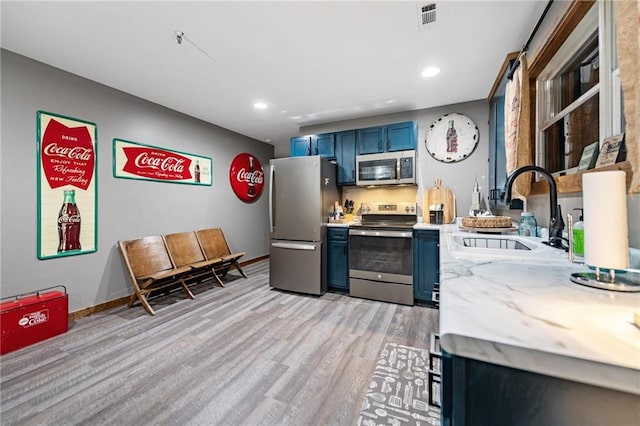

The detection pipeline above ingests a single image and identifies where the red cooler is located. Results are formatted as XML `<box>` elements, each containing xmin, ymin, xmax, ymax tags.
<box><xmin>1</xmin><ymin>286</ymin><xmax>68</xmax><ymax>355</ymax></box>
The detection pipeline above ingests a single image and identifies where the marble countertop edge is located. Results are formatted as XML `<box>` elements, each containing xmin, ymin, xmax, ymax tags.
<box><xmin>440</xmin><ymin>333</ymin><xmax>640</xmax><ymax>395</ymax></box>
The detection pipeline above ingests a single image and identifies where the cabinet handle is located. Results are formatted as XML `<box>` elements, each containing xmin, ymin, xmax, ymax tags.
<box><xmin>307</xmin><ymin>146</ymin><xmax>311</xmax><ymax>156</ymax></box>
<box><xmin>315</xmin><ymin>147</ymin><xmax>318</xmax><ymax>155</ymax></box>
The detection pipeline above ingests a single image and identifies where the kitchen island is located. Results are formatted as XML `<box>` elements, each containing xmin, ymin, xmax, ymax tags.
<box><xmin>419</xmin><ymin>223</ymin><xmax>640</xmax><ymax>425</ymax></box>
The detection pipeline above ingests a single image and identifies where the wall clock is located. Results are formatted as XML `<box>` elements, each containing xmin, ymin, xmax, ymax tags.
<box><xmin>425</xmin><ymin>113</ymin><xmax>479</xmax><ymax>163</ymax></box>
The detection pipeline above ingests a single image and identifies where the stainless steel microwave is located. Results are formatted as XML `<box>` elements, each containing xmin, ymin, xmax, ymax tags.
<box><xmin>356</xmin><ymin>150</ymin><xmax>416</xmax><ymax>186</ymax></box>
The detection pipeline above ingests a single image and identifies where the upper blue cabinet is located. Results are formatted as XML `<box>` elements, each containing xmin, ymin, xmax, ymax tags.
<box><xmin>290</xmin><ymin>133</ymin><xmax>336</xmax><ymax>158</ymax></box>
<box><xmin>335</xmin><ymin>130</ymin><xmax>356</xmax><ymax>185</ymax></box>
<box><xmin>387</xmin><ymin>121</ymin><xmax>417</xmax><ymax>152</ymax></box>
<box><xmin>357</xmin><ymin>121</ymin><xmax>416</xmax><ymax>154</ymax></box>
<box><xmin>357</xmin><ymin>126</ymin><xmax>386</xmax><ymax>154</ymax></box>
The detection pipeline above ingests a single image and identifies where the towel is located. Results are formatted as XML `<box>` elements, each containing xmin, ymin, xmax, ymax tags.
<box><xmin>504</xmin><ymin>53</ymin><xmax>533</xmax><ymax>200</ymax></box>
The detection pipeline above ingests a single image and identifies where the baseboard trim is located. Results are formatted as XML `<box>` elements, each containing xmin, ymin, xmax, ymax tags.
<box><xmin>68</xmin><ymin>255</ymin><xmax>269</xmax><ymax>320</ymax></box>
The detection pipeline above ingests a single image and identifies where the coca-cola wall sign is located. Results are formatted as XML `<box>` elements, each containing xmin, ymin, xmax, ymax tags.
<box><xmin>113</xmin><ymin>139</ymin><xmax>212</xmax><ymax>186</ymax></box>
<box><xmin>37</xmin><ymin>111</ymin><xmax>98</xmax><ymax>260</ymax></box>
<box><xmin>229</xmin><ymin>153</ymin><xmax>264</xmax><ymax>202</ymax></box>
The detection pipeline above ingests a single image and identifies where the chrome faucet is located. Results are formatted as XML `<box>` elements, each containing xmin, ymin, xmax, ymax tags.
<box><xmin>504</xmin><ymin>165</ymin><xmax>566</xmax><ymax>249</ymax></box>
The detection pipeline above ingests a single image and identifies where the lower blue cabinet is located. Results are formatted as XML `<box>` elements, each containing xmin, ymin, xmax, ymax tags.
<box><xmin>327</xmin><ymin>227</ymin><xmax>349</xmax><ymax>291</ymax></box>
<box><xmin>413</xmin><ymin>229</ymin><xmax>439</xmax><ymax>306</ymax></box>
<box><xmin>441</xmin><ymin>350</ymin><xmax>640</xmax><ymax>426</ymax></box>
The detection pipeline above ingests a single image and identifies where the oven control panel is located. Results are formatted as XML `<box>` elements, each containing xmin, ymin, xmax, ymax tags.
<box><xmin>361</xmin><ymin>202</ymin><xmax>416</xmax><ymax>215</ymax></box>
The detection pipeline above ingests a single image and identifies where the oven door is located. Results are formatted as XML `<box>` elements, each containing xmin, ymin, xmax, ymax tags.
<box><xmin>348</xmin><ymin>228</ymin><xmax>413</xmax><ymax>284</ymax></box>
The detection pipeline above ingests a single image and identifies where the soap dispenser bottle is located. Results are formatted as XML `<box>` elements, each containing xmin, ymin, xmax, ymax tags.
<box><xmin>572</xmin><ymin>208</ymin><xmax>585</xmax><ymax>257</ymax></box>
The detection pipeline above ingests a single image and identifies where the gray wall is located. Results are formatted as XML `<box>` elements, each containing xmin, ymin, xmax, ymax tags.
<box><xmin>300</xmin><ymin>100</ymin><xmax>491</xmax><ymax>218</ymax></box>
<box><xmin>0</xmin><ymin>50</ymin><xmax>274</xmax><ymax>312</ymax></box>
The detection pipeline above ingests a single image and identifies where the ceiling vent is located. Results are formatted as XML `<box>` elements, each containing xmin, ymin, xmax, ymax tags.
<box><xmin>417</xmin><ymin>3</ymin><xmax>437</xmax><ymax>31</ymax></box>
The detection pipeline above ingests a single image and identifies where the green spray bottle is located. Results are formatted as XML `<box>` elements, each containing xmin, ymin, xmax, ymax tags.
<box><xmin>572</xmin><ymin>208</ymin><xmax>584</xmax><ymax>257</ymax></box>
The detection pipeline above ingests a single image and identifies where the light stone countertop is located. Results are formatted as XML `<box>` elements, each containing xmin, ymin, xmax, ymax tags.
<box><xmin>327</xmin><ymin>220</ymin><xmax>640</xmax><ymax>395</ymax></box>
<box><xmin>435</xmin><ymin>224</ymin><xmax>640</xmax><ymax>395</ymax></box>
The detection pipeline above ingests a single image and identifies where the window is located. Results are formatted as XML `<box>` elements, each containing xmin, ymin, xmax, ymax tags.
<box><xmin>535</xmin><ymin>1</ymin><xmax>623</xmax><ymax>175</ymax></box>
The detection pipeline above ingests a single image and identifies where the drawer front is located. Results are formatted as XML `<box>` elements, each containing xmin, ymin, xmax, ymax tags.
<box><xmin>328</xmin><ymin>228</ymin><xmax>349</xmax><ymax>241</ymax></box>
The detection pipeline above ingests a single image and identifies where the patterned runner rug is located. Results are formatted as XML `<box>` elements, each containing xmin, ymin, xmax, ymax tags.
<box><xmin>357</xmin><ymin>342</ymin><xmax>441</xmax><ymax>426</ymax></box>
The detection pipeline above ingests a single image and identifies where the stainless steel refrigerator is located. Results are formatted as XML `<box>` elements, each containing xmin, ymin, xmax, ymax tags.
<box><xmin>269</xmin><ymin>156</ymin><xmax>338</xmax><ymax>295</ymax></box>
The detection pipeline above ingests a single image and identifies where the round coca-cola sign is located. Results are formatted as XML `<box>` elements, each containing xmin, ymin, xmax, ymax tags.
<box><xmin>229</xmin><ymin>153</ymin><xmax>265</xmax><ymax>203</ymax></box>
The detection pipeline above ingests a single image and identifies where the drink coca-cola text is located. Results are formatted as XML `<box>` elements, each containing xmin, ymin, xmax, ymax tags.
<box><xmin>43</xmin><ymin>143</ymin><xmax>93</xmax><ymax>161</ymax></box>
<box><xmin>133</xmin><ymin>152</ymin><xmax>186</xmax><ymax>173</ymax></box>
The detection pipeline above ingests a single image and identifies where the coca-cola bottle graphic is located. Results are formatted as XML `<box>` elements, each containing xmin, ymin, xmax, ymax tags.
<box><xmin>194</xmin><ymin>160</ymin><xmax>201</xmax><ymax>183</ymax></box>
<box><xmin>57</xmin><ymin>189</ymin><xmax>81</xmax><ymax>253</ymax></box>
<box><xmin>247</xmin><ymin>156</ymin><xmax>256</xmax><ymax>198</ymax></box>
<box><xmin>446</xmin><ymin>120</ymin><xmax>458</xmax><ymax>153</ymax></box>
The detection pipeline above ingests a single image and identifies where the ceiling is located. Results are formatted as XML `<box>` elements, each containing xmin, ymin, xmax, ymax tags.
<box><xmin>1</xmin><ymin>1</ymin><xmax>548</xmax><ymax>155</ymax></box>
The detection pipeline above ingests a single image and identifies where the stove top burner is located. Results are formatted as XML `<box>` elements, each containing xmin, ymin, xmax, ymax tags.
<box><xmin>352</xmin><ymin>201</ymin><xmax>417</xmax><ymax>229</ymax></box>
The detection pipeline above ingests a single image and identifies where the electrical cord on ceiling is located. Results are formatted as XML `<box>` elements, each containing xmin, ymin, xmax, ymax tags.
<box><xmin>175</xmin><ymin>30</ymin><xmax>217</xmax><ymax>64</ymax></box>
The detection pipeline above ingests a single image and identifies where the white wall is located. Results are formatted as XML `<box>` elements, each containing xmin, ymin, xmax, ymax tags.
<box><xmin>0</xmin><ymin>50</ymin><xmax>274</xmax><ymax>312</ymax></box>
<box><xmin>300</xmin><ymin>100</ymin><xmax>490</xmax><ymax>220</ymax></box>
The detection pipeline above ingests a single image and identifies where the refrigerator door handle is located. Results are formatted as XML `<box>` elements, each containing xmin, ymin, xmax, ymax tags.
<box><xmin>269</xmin><ymin>164</ymin><xmax>275</xmax><ymax>233</ymax></box>
<box><xmin>271</xmin><ymin>242</ymin><xmax>317</xmax><ymax>251</ymax></box>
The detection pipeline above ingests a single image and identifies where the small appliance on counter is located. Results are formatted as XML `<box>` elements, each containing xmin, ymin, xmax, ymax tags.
<box><xmin>349</xmin><ymin>201</ymin><xmax>417</xmax><ymax>305</ymax></box>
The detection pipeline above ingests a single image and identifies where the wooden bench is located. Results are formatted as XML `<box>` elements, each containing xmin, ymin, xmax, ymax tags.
<box><xmin>118</xmin><ymin>229</ymin><xmax>248</xmax><ymax>315</ymax></box>
<box><xmin>163</xmin><ymin>231</ymin><xmax>227</xmax><ymax>288</ymax></box>
<box><xmin>195</xmin><ymin>228</ymin><xmax>247</xmax><ymax>283</ymax></box>
<box><xmin>118</xmin><ymin>236</ymin><xmax>195</xmax><ymax>316</ymax></box>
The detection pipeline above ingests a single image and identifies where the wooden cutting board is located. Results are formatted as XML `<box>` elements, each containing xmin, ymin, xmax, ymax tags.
<box><xmin>423</xmin><ymin>179</ymin><xmax>456</xmax><ymax>224</ymax></box>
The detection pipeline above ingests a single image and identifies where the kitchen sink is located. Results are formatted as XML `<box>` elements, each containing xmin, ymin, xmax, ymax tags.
<box><xmin>446</xmin><ymin>233</ymin><xmax>569</xmax><ymax>264</ymax></box>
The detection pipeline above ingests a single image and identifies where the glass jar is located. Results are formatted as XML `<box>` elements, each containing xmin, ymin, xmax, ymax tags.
<box><xmin>519</xmin><ymin>212</ymin><xmax>537</xmax><ymax>237</ymax></box>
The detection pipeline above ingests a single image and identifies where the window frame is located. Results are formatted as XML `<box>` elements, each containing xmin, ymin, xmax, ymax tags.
<box><xmin>526</xmin><ymin>0</ymin><xmax>630</xmax><ymax>194</ymax></box>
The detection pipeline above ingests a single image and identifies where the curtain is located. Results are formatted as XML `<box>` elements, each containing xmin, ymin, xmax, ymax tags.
<box><xmin>616</xmin><ymin>0</ymin><xmax>640</xmax><ymax>194</ymax></box>
<box><xmin>504</xmin><ymin>53</ymin><xmax>533</xmax><ymax>200</ymax></box>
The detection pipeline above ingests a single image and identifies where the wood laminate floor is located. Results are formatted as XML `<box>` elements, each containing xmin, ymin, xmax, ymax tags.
<box><xmin>0</xmin><ymin>260</ymin><xmax>439</xmax><ymax>425</ymax></box>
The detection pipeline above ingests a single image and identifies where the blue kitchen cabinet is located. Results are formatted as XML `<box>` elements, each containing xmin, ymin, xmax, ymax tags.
<box><xmin>335</xmin><ymin>130</ymin><xmax>356</xmax><ymax>185</ymax></box>
<box><xmin>291</xmin><ymin>136</ymin><xmax>311</xmax><ymax>157</ymax></box>
<box><xmin>357</xmin><ymin>121</ymin><xmax>417</xmax><ymax>154</ymax></box>
<box><xmin>312</xmin><ymin>133</ymin><xmax>336</xmax><ymax>158</ymax></box>
<box><xmin>441</xmin><ymin>351</ymin><xmax>640</xmax><ymax>426</ymax></box>
<box><xmin>327</xmin><ymin>227</ymin><xmax>349</xmax><ymax>291</ymax></box>
<box><xmin>290</xmin><ymin>134</ymin><xmax>335</xmax><ymax>158</ymax></box>
<box><xmin>357</xmin><ymin>126</ymin><xmax>386</xmax><ymax>154</ymax></box>
<box><xmin>413</xmin><ymin>229</ymin><xmax>439</xmax><ymax>306</ymax></box>
<box><xmin>387</xmin><ymin>121</ymin><xmax>417</xmax><ymax>152</ymax></box>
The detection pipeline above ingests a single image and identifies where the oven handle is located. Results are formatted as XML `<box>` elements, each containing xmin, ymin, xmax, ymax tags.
<box><xmin>349</xmin><ymin>229</ymin><xmax>413</xmax><ymax>238</ymax></box>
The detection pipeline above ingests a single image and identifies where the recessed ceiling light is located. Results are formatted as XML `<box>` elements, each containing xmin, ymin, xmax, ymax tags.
<box><xmin>421</xmin><ymin>67</ymin><xmax>440</xmax><ymax>78</ymax></box>
<box><xmin>254</xmin><ymin>102</ymin><xmax>268</xmax><ymax>109</ymax></box>
<box><xmin>265</xmin><ymin>138</ymin><xmax>272</xmax><ymax>143</ymax></box>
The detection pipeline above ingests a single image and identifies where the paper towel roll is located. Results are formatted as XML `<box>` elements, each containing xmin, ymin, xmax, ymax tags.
<box><xmin>583</xmin><ymin>171</ymin><xmax>629</xmax><ymax>270</ymax></box>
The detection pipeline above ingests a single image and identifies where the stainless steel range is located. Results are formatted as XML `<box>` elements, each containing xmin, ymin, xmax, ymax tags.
<box><xmin>349</xmin><ymin>201</ymin><xmax>416</xmax><ymax>305</ymax></box>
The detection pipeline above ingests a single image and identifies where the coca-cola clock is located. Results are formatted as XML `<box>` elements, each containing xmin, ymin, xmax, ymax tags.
<box><xmin>425</xmin><ymin>113</ymin><xmax>479</xmax><ymax>163</ymax></box>
<box><xmin>229</xmin><ymin>153</ymin><xmax>264</xmax><ymax>203</ymax></box>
